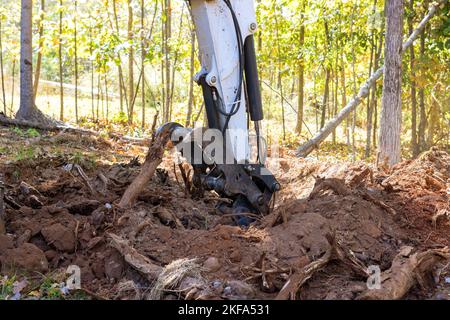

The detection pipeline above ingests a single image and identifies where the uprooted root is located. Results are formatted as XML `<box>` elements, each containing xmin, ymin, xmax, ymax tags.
<box><xmin>107</xmin><ymin>233</ymin><xmax>213</xmax><ymax>300</ymax></box>
<box><xmin>148</xmin><ymin>258</ymin><xmax>205</xmax><ymax>300</ymax></box>
<box><xmin>358</xmin><ymin>246</ymin><xmax>450</xmax><ymax>300</ymax></box>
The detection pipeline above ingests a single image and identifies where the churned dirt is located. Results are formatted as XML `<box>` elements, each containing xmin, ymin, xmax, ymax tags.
<box><xmin>0</xmin><ymin>125</ymin><xmax>449</xmax><ymax>300</ymax></box>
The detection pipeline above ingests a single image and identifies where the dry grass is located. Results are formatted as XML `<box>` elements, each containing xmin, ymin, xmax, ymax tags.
<box><xmin>148</xmin><ymin>258</ymin><xmax>204</xmax><ymax>300</ymax></box>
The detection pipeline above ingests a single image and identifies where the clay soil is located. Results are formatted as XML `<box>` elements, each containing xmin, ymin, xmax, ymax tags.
<box><xmin>0</xmin><ymin>125</ymin><xmax>449</xmax><ymax>300</ymax></box>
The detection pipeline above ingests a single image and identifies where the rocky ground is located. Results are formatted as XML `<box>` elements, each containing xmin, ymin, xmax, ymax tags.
<box><xmin>0</xmin><ymin>125</ymin><xmax>449</xmax><ymax>300</ymax></box>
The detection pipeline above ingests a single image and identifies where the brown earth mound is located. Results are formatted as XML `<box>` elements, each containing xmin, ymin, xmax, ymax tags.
<box><xmin>1</xmin><ymin>131</ymin><xmax>449</xmax><ymax>300</ymax></box>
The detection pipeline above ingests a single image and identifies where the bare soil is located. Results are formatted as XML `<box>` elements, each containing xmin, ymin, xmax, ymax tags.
<box><xmin>0</xmin><ymin>126</ymin><xmax>449</xmax><ymax>300</ymax></box>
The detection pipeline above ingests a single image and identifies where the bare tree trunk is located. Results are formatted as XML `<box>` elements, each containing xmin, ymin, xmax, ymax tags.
<box><xmin>74</xmin><ymin>0</ymin><xmax>79</xmax><ymax>123</ymax></box>
<box><xmin>33</xmin><ymin>0</ymin><xmax>45</xmax><ymax>101</ymax></box>
<box><xmin>10</xmin><ymin>58</ymin><xmax>16</xmax><ymax>115</ymax></box>
<box><xmin>408</xmin><ymin>0</ymin><xmax>419</xmax><ymax>157</ymax></box>
<box><xmin>418</xmin><ymin>28</ymin><xmax>427</xmax><ymax>151</ymax></box>
<box><xmin>168</xmin><ymin>8</ymin><xmax>184</xmax><ymax>121</ymax></box>
<box><xmin>58</xmin><ymin>0</ymin><xmax>64</xmax><ymax>121</ymax></box>
<box><xmin>160</xmin><ymin>0</ymin><xmax>166</xmax><ymax>121</ymax></box>
<box><xmin>112</xmin><ymin>0</ymin><xmax>126</xmax><ymax>113</ymax></box>
<box><xmin>340</xmin><ymin>45</ymin><xmax>349</xmax><ymax>147</ymax></box>
<box><xmin>96</xmin><ymin>74</ymin><xmax>100</xmax><ymax>120</ymax></box>
<box><xmin>186</xmin><ymin>28</ymin><xmax>195</xmax><ymax>127</ymax></box>
<box><xmin>332</xmin><ymin>42</ymin><xmax>339</xmax><ymax>144</ymax></box>
<box><xmin>427</xmin><ymin>94</ymin><xmax>439</xmax><ymax>147</ymax></box>
<box><xmin>350</xmin><ymin>7</ymin><xmax>358</xmax><ymax>160</ymax></box>
<box><xmin>274</xmin><ymin>5</ymin><xmax>285</xmax><ymax>141</ymax></box>
<box><xmin>372</xmin><ymin>33</ymin><xmax>383</xmax><ymax>151</ymax></box>
<box><xmin>364</xmin><ymin>0</ymin><xmax>377</xmax><ymax>159</ymax></box>
<box><xmin>296</xmin><ymin>0</ymin><xmax>443</xmax><ymax>158</ymax></box>
<box><xmin>163</xmin><ymin>0</ymin><xmax>172</xmax><ymax>123</ymax></box>
<box><xmin>377</xmin><ymin>0</ymin><xmax>404</xmax><ymax>166</ymax></box>
<box><xmin>321</xmin><ymin>69</ymin><xmax>330</xmax><ymax>129</ymax></box>
<box><xmin>127</xmin><ymin>0</ymin><xmax>135</xmax><ymax>124</ymax></box>
<box><xmin>321</xmin><ymin>21</ymin><xmax>331</xmax><ymax>130</ymax></box>
<box><xmin>105</xmin><ymin>76</ymin><xmax>109</xmax><ymax>121</ymax></box>
<box><xmin>89</xmin><ymin>19</ymin><xmax>95</xmax><ymax>119</ymax></box>
<box><xmin>295</xmin><ymin>3</ymin><xmax>305</xmax><ymax>134</ymax></box>
<box><xmin>0</xmin><ymin>17</ymin><xmax>6</xmax><ymax>115</ymax></box>
<box><xmin>141</xmin><ymin>0</ymin><xmax>145</xmax><ymax>129</ymax></box>
<box><xmin>16</xmin><ymin>0</ymin><xmax>49</xmax><ymax>123</ymax></box>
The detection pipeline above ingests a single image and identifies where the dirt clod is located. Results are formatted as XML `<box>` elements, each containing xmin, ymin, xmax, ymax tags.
<box><xmin>41</xmin><ymin>223</ymin><xmax>76</xmax><ymax>253</ymax></box>
<box><xmin>1</xmin><ymin>243</ymin><xmax>49</xmax><ymax>273</ymax></box>
<box><xmin>203</xmin><ymin>257</ymin><xmax>221</xmax><ymax>272</ymax></box>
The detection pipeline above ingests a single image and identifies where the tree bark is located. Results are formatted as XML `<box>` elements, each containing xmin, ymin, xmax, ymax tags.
<box><xmin>274</xmin><ymin>6</ymin><xmax>285</xmax><ymax>140</ymax></box>
<box><xmin>321</xmin><ymin>69</ymin><xmax>330</xmax><ymax>129</ymax></box>
<box><xmin>127</xmin><ymin>0</ymin><xmax>135</xmax><ymax>124</ymax></box>
<box><xmin>33</xmin><ymin>0</ymin><xmax>45</xmax><ymax>101</ymax></box>
<box><xmin>186</xmin><ymin>28</ymin><xmax>195</xmax><ymax>127</ymax></box>
<box><xmin>295</xmin><ymin>4</ymin><xmax>305</xmax><ymax>135</ymax></box>
<box><xmin>112</xmin><ymin>0</ymin><xmax>126</xmax><ymax>113</ymax></box>
<box><xmin>321</xmin><ymin>21</ymin><xmax>331</xmax><ymax>130</ymax></box>
<box><xmin>418</xmin><ymin>28</ymin><xmax>427</xmax><ymax>151</ymax></box>
<box><xmin>408</xmin><ymin>0</ymin><xmax>419</xmax><ymax>157</ymax></box>
<box><xmin>58</xmin><ymin>0</ymin><xmax>64</xmax><ymax>121</ymax></box>
<box><xmin>89</xmin><ymin>18</ymin><xmax>95</xmax><ymax>119</ymax></box>
<box><xmin>0</xmin><ymin>15</ymin><xmax>7</xmax><ymax>114</ymax></box>
<box><xmin>74</xmin><ymin>0</ymin><xmax>79</xmax><ymax>123</ymax></box>
<box><xmin>10</xmin><ymin>58</ymin><xmax>16</xmax><ymax>115</ymax></box>
<box><xmin>296</xmin><ymin>0</ymin><xmax>444</xmax><ymax>158</ymax></box>
<box><xmin>377</xmin><ymin>0</ymin><xmax>404</xmax><ymax>166</ymax></box>
<box><xmin>141</xmin><ymin>0</ymin><xmax>145</xmax><ymax>129</ymax></box>
<box><xmin>163</xmin><ymin>0</ymin><xmax>172</xmax><ymax>123</ymax></box>
<box><xmin>364</xmin><ymin>0</ymin><xmax>377</xmax><ymax>158</ymax></box>
<box><xmin>16</xmin><ymin>0</ymin><xmax>49</xmax><ymax>124</ymax></box>
<box><xmin>372</xmin><ymin>32</ymin><xmax>384</xmax><ymax>151</ymax></box>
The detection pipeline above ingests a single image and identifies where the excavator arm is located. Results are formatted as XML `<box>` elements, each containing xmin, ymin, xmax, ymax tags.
<box><xmin>160</xmin><ymin>0</ymin><xmax>279</xmax><ymax>225</ymax></box>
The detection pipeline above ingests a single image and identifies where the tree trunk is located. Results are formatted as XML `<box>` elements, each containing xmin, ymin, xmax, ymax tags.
<box><xmin>16</xmin><ymin>0</ymin><xmax>49</xmax><ymax>123</ymax></box>
<box><xmin>141</xmin><ymin>0</ymin><xmax>145</xmax><ymax>129</ymax></box>
<box><xmin>33</xmin><ymin>0</ymin><xmax>45</xmax><ymax>101</ymax></box>
<box><xmin>321</xmin><ymin>21</ymin><xmax>331</xmax><ymax>130</ymax></box>
<box><xmin>163</xmin><ymin>0</ymin><xmax>172</xmax><ymax>123</ymax></box>
<box><xmin>295</xmin><ymin>4</ymin><xmax>305</xmax><ymax>134</ymax></box>
<box><xmin>350</xmin><ymin>7</ymin><xmax>358</xmax><ymax>160</ymax></box>
<box><xmin>427</xmin><ymin>96</ymin><xmax>439</xmax><ymax>147</ymax></box>
<box><xmin>321</xmin><ymin>69</ymin><xmax>330</xmax><ymax>129</ymax></box>
<box><xmin>127</xmin><ymin>0</ymin><xmax>134</xmax><ymax>124</ymax></box>
<box><xmin>168</xmin><ymin>8</ymin><xmax>184</xmax><ymax>121</ymax></box>
<box><xmin>377</xmin><ymin>0</ymin><xmax>404</xmax><ymax>166</ymax></box>
<box><xmin>10</xmin><ymin>58</ymin><xmax>16</xmax><ymax>115</ymax></box>
<box><xmin>296</xmin><ymin>0</ymin><xmax>442</xmax><ymax>158</ymax></box>
<box><xmin>332</xmin><ymin>41</ymin><xmax>339</xmax><ymax>144</ymax></box>
<box><xmin>112</xmin><ymin>0</ymin><xmax>126</xmax><ymax>113</ymax></box>
<box><xmin>274</xmin><ymin>6</ymin><xmax>285</xmax><ymax>140</ymax></box>
<box><xmin>74</xmin><ymin>0</ymin><xmax>79</xmax><ymax>123</ymax></box>
<box><xmin>186</xmin><ymin>29</ymin><xmax>195</xmax><ymax>127</ymax></box>
<box><xmin>89</xmin><ymin>19</ymin><xmax>95</xmax><ymax>119</ymax></box>
<box><xmin>372</xmin><ymin>32</ymin><xmax>384</xmax><ymax>151</ymax></box>
<box><xmin>418</xmin><ymin>29</ymin><xmax>427</xmax><ymax>151</ymax></box>
<box><xmin>408</xmin><ymin>0</ymin><xmax>419</xmax><ymax>157</ymax></box>
<box><xmin>58</xmin><ymin>0</ymin><xmax>64</xmax><ymax>121</ymax></box>
<box><xmin>364</xmin><ymin>0</ymin><xmax>377</xmax><ymax>158</ymax></box>
<box><xmin>340</xmin><ymin>44</ymin><xmax>349</xmax><ymax>147</ymax></box>
<box><xmin>105</xmin><ymin>76</ymin><xmax>109</xmax><ymax>121</ymax></box>
<box><xmin>0</xmin><ymin>16</ymin><xmax>7</xmax><ymax>114</ymax></box>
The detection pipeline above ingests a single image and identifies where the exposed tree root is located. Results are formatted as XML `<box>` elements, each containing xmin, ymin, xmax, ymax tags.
<box><xmin>358</xmin><ymin>246</ymin><xmax>450</xmax><ymax>300</ymax></box>
<box><xmin>107</xmin><ymin>233</ymin><xmax>213</xmax><ymax>300</ymax></box>
<box><xmin>275</xmin><ymin>234</ymin><xmax>337</xmax><ymax>300</ymax></box>
<box><xmin>118</xmin><ymin>128</ymin><xmax>173</xmax><ymax>208</ymax></box>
